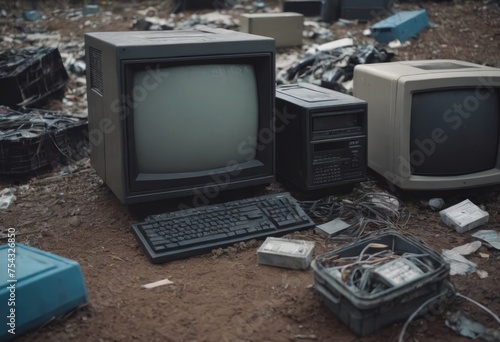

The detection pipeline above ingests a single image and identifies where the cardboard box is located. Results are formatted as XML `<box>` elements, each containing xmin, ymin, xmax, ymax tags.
<box><xmin>239</xmin><ymin>12</ymin><xmax>304</xmax><ymax>48</ymax></box>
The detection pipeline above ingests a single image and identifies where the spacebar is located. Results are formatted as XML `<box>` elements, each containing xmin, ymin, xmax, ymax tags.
<box><xmin>177</xmin><ymin>233</ymin><xmax>228</xmax><ymax>246</ymax></box>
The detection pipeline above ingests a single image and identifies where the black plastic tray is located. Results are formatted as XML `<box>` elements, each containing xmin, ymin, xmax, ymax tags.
<box><xmin>0</xmin><ymin>47</ymin><xmax>68</xmax><ymax>109</ymax></box>
<box><xmin>0</xmin><ymin>108</ymin><xmax>88</xmax><ymax>175</ymax></box>
<box><xmin>311</xmin><ymin>231</ymin><xmax>450</xmax><ymax>336</ymax></box>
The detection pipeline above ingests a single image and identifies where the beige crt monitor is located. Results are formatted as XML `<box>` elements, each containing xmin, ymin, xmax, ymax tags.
<box><xmin>353</xmin><ymin>59</ymin><xmax>500</xmax><ymax>190</ymax></box>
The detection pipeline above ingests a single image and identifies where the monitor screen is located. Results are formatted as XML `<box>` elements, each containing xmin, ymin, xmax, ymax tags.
<box><xmin>133</xmin><ymin>64</ymin><xmax>259</xmax><ymax>174</ymax></box>
<box><xmin>410</xmin><ymin>89</ymin><xmax>500</xmax><ymax>176</ymax></box>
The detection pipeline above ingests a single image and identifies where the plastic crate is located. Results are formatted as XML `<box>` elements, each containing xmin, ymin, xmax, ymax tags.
<box><xmin>311</xmin><ymin>231</ymin><xmax>451</xmax><ymax>336</ymax></box>
<box><xmin>0</xmin><ymin>108</ymin><xmax>88</xmax><ymax>175</ymax></box>
<box><xmin>0</xmin><ymin>47</ymin><xmax>68</xmax><ymax>109</ymax></box>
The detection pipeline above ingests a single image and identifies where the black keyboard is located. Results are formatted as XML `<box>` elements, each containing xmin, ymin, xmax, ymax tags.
<box><xmin>131</xmin><ymin>192</ymin><xmax>315</xmax><ymax>263</ymax></box>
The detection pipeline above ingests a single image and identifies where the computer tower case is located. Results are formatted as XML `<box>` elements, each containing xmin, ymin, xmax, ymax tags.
<box><xmin>340</xmin><ymin>0</ymin><xmax>393</xmax><ymax>21</ymax></box>
<box><xmin>283</xmin><ymin>0</ymin><xmax>322</xmax><ymax>17</ymax></box>
<box><xmin>275</xmin><ymin>83</ymin><xmax>367</xmax><ymax>192</ymax></box>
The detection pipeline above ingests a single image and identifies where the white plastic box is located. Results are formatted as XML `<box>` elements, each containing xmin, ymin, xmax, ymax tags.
<box><xmin>439</xmin><ymin>199</ymin><xmax>489</xmax><ymax>233</ymax></box>
<box><xmin>239</xmin><ymin>13</ymin><xmax>304</xmax><ymax>48</ymax></box>
<box><xmin>257</xmin><ymin>237</ymin><xmax>315</xmax><ymax>269</ymax></box>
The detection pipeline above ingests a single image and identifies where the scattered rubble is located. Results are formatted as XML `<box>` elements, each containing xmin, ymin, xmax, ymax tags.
<box><xmin>441</xmin><ymin>241</ymin><xmax>482</xmax><ymax>276</ymax></box>
<box><xmin>428</xmin><ymin>198</ymin><xmax>445</xmax><ymax>211</ymax></box>
<box><xmin>0</xmin><ymin>188</ymin><xmax>16</xmax><ymax>209</ymax></box>
<box><xmin>141</xmin><ymin>278</ymin><xmax>174</xmax><ymax>289</ymax></box>
<box><xmin>446</xmin><ymin>311</ymin><xmax>500</xmax><ymax>341</ymax></box>
<box><xmin>278</xmin><ymin>42</ymin><xmax>393</xmax><ymax>93</ymax></box>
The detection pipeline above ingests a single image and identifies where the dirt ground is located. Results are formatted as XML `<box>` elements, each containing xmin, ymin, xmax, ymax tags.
<box><xmin>1</xmin><ymin>1</ymin><xmax>500</xmax><ymax>341</ymax></box>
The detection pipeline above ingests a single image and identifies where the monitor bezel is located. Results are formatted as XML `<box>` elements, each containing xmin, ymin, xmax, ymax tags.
<box><xmin>120</xmin><ymin>53</ymin><xmax>275</xmax><ymax>200</ymax></box>
<box><xmin>393</xmin><ymin>74</ymin><xmax>500</xmax><ymax>190</ymax></box>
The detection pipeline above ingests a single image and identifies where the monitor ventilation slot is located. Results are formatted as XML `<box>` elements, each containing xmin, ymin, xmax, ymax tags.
<box><xmin>89</xmin><ymin>47</ymin><xmax>103</xmax><ymax>95</ymax></box>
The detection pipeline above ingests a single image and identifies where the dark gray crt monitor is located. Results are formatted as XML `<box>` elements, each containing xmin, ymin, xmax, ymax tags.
<box><xmin>85</xmin><ymin>27</ymin><xmax>275</xmax><ymax>204</ymax></box>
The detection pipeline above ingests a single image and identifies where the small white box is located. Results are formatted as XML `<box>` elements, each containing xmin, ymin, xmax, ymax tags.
<box><xmin>439</xmin><ymin>199</ymin><xmax>489</xmax><ymax>233</ymax></box>
<box><xmin>315</xmin><ymin>218</ymin><xmax>350</xmax><ymax>237</ymax></box>
<box><xmin>239</xmin><ymin>12</ymin><xmax>304</xmax><ymax>48</ymax></box>
<box><xmin>257</xmin><ymin>237</ymin><xmax>315</xmax><ymax>269</ymax></box>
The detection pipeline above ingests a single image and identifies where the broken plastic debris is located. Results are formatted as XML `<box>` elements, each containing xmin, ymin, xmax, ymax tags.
<box><xmin>253</xmin><ymin>1</ymin><xmax>266</xmax><ymax>9</ymax></box>
<box><xmin>476</xmin><ymin>270</ymin><xmax>488</xmax><ymax>279</ymax></box>
<box><xmin>60</xmin><ymin>164</ymin><xmax>79</xmax><ymax>176</ymax></box>
<box><xmin>471</xmin><ymin>230</ymin><xmax>500</xmax><ymax>250</ymax></box>
<box><xmin>446</xmin><ymin>311</ymin><xmax>500</xmax><ymax>341</ymax></box>
<box><xmin>132</xmin><ymin>16</ymin><xmax>174</xmax><ymax>31</ymax></box>
<box><xmin>428</xmin><ymin>198</ymin><xmax>445</xmax><ymax>211</ymax></box>
<box><xmin>68</xmin><ymin>59</ymin><xmax>86</xmax><ymax>76</ymax></box>
<box><xmin>141</xmin><ymin>278</ymin><xmax>174</xmax><ymax>289</ymax></box>
<box><xmin>317</xmin><ymin>38</ymin><xmax>354</xmax><ymax>52</ymax></box>
<box><xmin>137</xmin><ymin>6</ymin><xmax>158</xmax><ymax>17</ymax></box>
<box><xmin>280</xmin><ymin>43</ymin><xmax>393</xmax><ymax>93</ymax></box>
<box><xmin>441</xmin><ymin>249</ymin><xmax>477</xmax><ymax>276</ymax></box>
<box><xmin>450</xmin><ymin>241</ymin><xmax>481</xmax><ymax>255</ymax></box>
<box><xmin>0</xmin><ymin>188</ymin><xmax>16</xmax><ymax>209</ymax></box>
<box><xmin>479</xmin><ymin>252</ymin><xmax>489</xmax><ymax>259</ymax></box>
<box><xmin>276</xmin><ymin>51</ymin><xmax>301</xmax><ymax>70</ymax></box>
<box><xmin>306</xmin><ymin>38</ymin><xmax>354</xmax><ymax>55</ymax></box>
<box><xmin>315</xmin><ymin>218</ymin><xmax>351</xmax><ymax>237</ymax></box>
<box><xmin>388</xmin><ymin>39</ymin><xmax>412</xmax><ymax>49</ymax></box>
<box><xmin>369</xmin><ymin>193</ymin><xmax>400</xmax><ymax>212</ymax></box>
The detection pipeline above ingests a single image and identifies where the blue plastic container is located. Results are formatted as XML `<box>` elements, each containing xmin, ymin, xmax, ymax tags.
<box><xmin>0</xmin><ymin>243</ymin><xmax>88</xmax><ymax>341</ymax></box>
<box><xmin>83</xmin><ymin>4</ymin><xmax>100</xmax><ymax>15</ymax></box>
<box><xmin>370</xmin><ymin>9</ymin><xmax>429</xmax><ymax>43</ymax></box>
<box><xmin>23</xmin><ymin>10</ymin><xmax>41</xmax><ymax>21</ymax></box>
